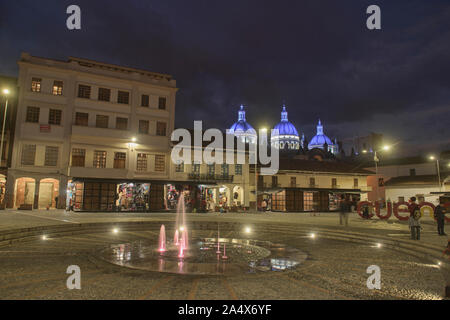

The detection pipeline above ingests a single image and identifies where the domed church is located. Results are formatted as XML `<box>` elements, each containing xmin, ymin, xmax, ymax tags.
<box><xmin>308</xmin><ymin>119</ymin><xmax>338</xmax><ymax>154</ymax></box>
<box><xmin>228</xmin><ymin>105</ymin><xmax>257</xmax><ymax>143</ymax></box>
<box><xmin>270</xmin><ymin>105</ymin><xmax>300</xmax><ymax>151</ymax></box>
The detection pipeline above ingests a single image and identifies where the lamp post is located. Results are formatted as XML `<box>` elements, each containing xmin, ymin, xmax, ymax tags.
<box><xmin>429</xmin><ymin>155</ymin><xmax>441</xmax><ymax>191</ymax></box>
<box><xmin>0</xmin><ymin>89</ymin><xmax>10</xmax><ymax>166</ymax></box>
<box><xmin>372</xmin><ymin>145</ymin><xmax>390</xmax><ymax>204</ymax></box>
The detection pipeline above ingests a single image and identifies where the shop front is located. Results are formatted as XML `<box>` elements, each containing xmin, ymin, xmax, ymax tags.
<box><xmin>69</xmin><ymin>178</ymin><xmax>165</xmax><ymax>212</ymax></box>
<box><xmin>268</xmin><ymin>188</ymin><xmax>364</xmax><ymax>212</ymax></box>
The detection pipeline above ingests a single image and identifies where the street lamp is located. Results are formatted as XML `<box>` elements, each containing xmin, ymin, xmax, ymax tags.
<box><xmin>429</xmin><ymin>155</ymin><xmax>441</xmax><ymax>191</ymax></box>
<box><xmin>0</xmin><ymin>88</ymin><xmax>10</xmax><ymax>166</ymax></box>
<box><xmin>373</xmin><ymin>145</ymin><xmax>390</xmax><ymax>204</ymax></box>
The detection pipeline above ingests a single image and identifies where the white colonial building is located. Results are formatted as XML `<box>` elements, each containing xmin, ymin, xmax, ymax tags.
<box><xmin>6</xmin><ymin>53</ymin><xmax>177</xmax><ymax>210</ymax></box>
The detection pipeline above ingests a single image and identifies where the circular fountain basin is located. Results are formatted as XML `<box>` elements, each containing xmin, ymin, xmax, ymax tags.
<box><xmin>99</xmin><ymin>238</ymin><xmax>307</xmax><ymax>275</ymax></box>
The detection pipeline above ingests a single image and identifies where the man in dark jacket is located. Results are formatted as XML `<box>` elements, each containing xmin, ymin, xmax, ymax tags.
<box><xmin>435</xmin><ymin>200</ymin><xmax>447</xmax><ymax>236</ymax></box>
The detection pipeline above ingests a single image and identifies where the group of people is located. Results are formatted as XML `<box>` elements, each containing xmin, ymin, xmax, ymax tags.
<box><xmin>408</xmin><ymin>197</ymin><xmax>447</xmax><ymax>240</ymax></box>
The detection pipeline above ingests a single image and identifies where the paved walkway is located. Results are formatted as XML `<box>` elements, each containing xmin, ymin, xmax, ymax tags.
<box><xmin>0</xmin><ymin>209</ymin><xmax>448</xmax><ymax>248</ymax></box>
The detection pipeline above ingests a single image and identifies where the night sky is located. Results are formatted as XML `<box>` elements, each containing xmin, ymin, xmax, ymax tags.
<box><xmin>1</xmin><ymin>1</ymin><xmax>449</xmax><ymax>156</ymax></box>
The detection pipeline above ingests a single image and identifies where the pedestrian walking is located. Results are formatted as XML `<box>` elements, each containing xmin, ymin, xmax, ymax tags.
<box><xmin>408</xmin><ymin>197</ymin><xmax>421</xmax><ymax>240</ymax></box>
<box><xmin>434</xmin><ymin>200</ymin><xmax>447</xmax><ymax>236</ymax></box>
<box><xmin>339</xmin><ymin>195</ymin><xmax>349</xmax><ymax>226</ymax></box>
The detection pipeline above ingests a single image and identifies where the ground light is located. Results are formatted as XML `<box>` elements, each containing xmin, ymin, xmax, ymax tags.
<box><xmin>112</xmin><ymin>228</ymin><xmax>119</xmax><ymax>234</ymax></box>
<box><xmin>376</xmin><ymin>243</ymin><xmax>382</xmax><ymax>248</ymax></box>
<box><xmin>179</xmin><ymin>226</ymin><xmax>185</xmax><ymax>231</ymax></box>
<box><xmin>42</xmin><ymin>235</ymin><xmax>48</xmax><ymax>240</ymax></box>
<box><xmin>244</xmin><ymin>226</ymin><xmax>252</xmax><ymax>234</ymax></box>
<box><xmin>310</xmin><ymin>233</ymin><xmax>316</xmax><ymax>239</ymax></box>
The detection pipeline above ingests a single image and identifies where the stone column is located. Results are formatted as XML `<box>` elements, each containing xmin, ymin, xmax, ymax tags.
<box><xmin>33</xmin><ymin>179</ymin><xmax>40</xmax><ymax>209</ymax></box>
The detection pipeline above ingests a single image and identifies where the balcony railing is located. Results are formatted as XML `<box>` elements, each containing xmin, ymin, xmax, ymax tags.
<box><xmin>188</xmin><ymin>173</ymin><xmax>234</xmax><ymax>183</ymax></box>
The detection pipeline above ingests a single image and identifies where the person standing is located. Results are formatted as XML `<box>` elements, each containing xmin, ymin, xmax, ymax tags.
<box><xmin>434</xmin><ymin>200</ymin><xmax>447</xmax><ymax>236</ymax></box>
<box><xmin>408</xmin><ymin>197</ymin><xmax>421</xmax><ymax>240</ymax></box>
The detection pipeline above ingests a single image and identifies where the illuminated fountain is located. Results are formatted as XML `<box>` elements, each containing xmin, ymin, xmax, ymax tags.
<box><xmin>158</xmin><ymin>225</ymin><xmax>166</xmax><ymax>252</ymax></box>
<box><xmin>100</xmin><ymin>193</ymin><xmax>306</xmax><ymax>274</ymax></box>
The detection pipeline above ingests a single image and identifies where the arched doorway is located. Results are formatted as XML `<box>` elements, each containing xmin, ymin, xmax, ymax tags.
<box><xmin>0</xmin><ymin>174</ymin><xmax>6</xmax><ymax>208</ymax></box>
<box><xmin>218</xmin><ymin>185</ymin><xmax>231</xmax><ymax>208</ymax></box>
<box><xmin>39</xmin><ymin>178</ymin><xmax>60</xmax><ymax>209</ymax></box>
<box><xmin>14</xmin><ymin>177</ymin><xmax>36</xmax><ymax>208</ymax></box>
<box><xmin>232</xmin><ymin>185</ymin><xmax>244</xmax><ymax>206</ymax></box>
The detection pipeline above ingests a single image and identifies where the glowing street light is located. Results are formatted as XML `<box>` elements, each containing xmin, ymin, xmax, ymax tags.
<box><xmin>382</xmin><ymin>145</ymin><xmax>390</xmax><ymax>151</ymax></box>
<box><xmin>428</xmin><ymin>155</ymin><xmax>442</xmax><ymax>191</ymax></box>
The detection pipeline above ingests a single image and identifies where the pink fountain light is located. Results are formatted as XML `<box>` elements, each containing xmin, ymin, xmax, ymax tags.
<box><xmin>158</xmin><ymin>224</ymin><xmax>166</xmax><ymax>252</ymax></box>
<box><xmin>178</xmin><ymin>245</ymin><xmax>184</xmax><ymax>258</ymax></box>
<box><xmin>216</xmin><ymin>224</ymin><xmax>221</xmax><ymax>254</ymax></box>
<box><xmin>174</xmin><ymin>230</ymin><xmax>179</xmax><ymax>246</ymax></box>
<box><xmin>222</xmin><ymin>243</ymin><xmax>228</xmax><ymax>260</ymax></box>
<box><xmin>174</xmin><ymin>193</ymin><xmax>188</xmax><ymax>249</ymax></box>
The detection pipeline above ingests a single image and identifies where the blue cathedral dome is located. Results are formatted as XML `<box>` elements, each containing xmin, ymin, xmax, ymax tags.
<box><xmin>229</xmin><ymin>105</ymin><xmax>256</xmax><ymax>143</ymax></box>
<box><xmin>271</xmin><ymin>105</ymin><xmax>300</xmax><ymax>151</ymax></box>
<box><xmin>272</xmin><ymin>105</ymin><xmax>299</xmax><ymax>137</ymax></box>
<box><xmin>308</xmin><ymin>119</ymin><xmax>337</xmax><ymax>154</ymax></box>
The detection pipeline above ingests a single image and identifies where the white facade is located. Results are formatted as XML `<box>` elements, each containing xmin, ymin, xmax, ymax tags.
<box><xmin>6</xmin><ymin>53</ymin><xmax>177</xmax><ymax>209</ymax></box>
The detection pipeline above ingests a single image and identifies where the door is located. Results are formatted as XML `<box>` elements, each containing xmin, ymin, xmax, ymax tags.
<box><xmin>38</xmin><ymin>182</ymin><xmax>53</xmax><ymax>208</ymax></box>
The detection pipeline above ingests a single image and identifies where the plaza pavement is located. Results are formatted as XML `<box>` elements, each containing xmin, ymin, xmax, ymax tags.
<box><xmin>0</xmin><ymin>209</ymin><xmax>448</xmax><ymax>249</ymax></box>
<box><xmin>0</xmin><ymin>209</ymin><xmax>448</xmax><ymax>300</ymax></box>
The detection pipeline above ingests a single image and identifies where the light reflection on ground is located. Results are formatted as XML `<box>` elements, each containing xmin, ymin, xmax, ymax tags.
<box><xmin>100</xmin><ymin>238</ymin><xmax>307</xmax><ymax>275</ymax></box>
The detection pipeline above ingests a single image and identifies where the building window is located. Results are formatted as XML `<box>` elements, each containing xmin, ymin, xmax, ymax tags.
<box><xmin>71</xmin><ymin>148</ymin><xmax>85</xmax><ymax>167</ymax></box>
<box><xmin>354</xmin><ymin>178</ymin><xmax>358</xmax><ymax>187</ymax></box>
<box><xmin>192</xmin><ymin>162</ymin><xmax>200</xmax><ymax>174</ymax></box>
<box><xmin>26</xmin><ymin>106</ymin><xmax>40</xmax><ymax>123</ymax></box>
<box><xmin>290</xmin><ymin>176</ymin><xmax>296</xmax><ymax>187</ymax></box>
<box><xmin>75</xmin><ymin>112</ymin><xmax>89</xmax><ymax>126</ymax></box>
<box><xmin>221</xmin><ymin>164</ymin><xmax>229</xmax><ymax>176</ymax></box>
<box><xmin>175</xmin><ymin>161</ymin><xmax>184</xmax><ymax>173</ymax></box>
<box><xmin>158</xmin><ymin>97</ymin><xmax>166</xmax><ymax>110</ymax></box>
<box><xmin>139</xmin><ymin>120</ymin><xmax>149</xmax><ymax>134</ymax></box>
<box><xmin>44</xmin><ymin>146</ymin><xmax>59</xmax><ymax>166</ymax></box>
<box><xmin>21</xmin><ymin>144</ymin><xmax>36</xmax><ymax>165</ymax></box>
<box><xmin>410</xmin><ymin>168</ymin><xmax>416</xmax><ymax>176</ymax></box>
<box><xmin>31</xmin><ymin>78</ymin><xmax>41</xmax><ymax>92</ymax></box>
<box><xmin>52</xmin><ymin>80</ymin><xmax>63</xmax><ymax>95</ymax></box>
<box><xmin>155</xmin><ymin>155</ymin><xmax>165</xmax><ymax>172</ymax></box>
<box><xmin>156</xmin><ymin>122</ymin><xmax>166</xmax><ymax>136</ymax></box>
<box><xmin>136</xmin><ymin>153</ymin><xmax>147</xmax><ymax>172</ymax></box>
<box><xmin>98</xmin><ymin>88</ymin><xmax>111</xmax><ymax>101</ymax></box>
<box><xmin>78</xmin><ymin>84</ymin><xmax>91</xmax><ymax>99</ymax></box>
<box><xmin>207</xmin><ymin>164</ymin><xmax>215</xmax><ymax>175</ymax></box>
<box><xmin>114</xmin><ymin>152</ymin><xmax>126</xmax><ymax>169</ymax></box>
<box><xmin>309</xmin><ymin>177</ymin><xmax>316</xmax><ymax>187</ymax></box>
<box><xmin>117</xmin><ymin>91</ymin><xmax>129</xmax><ymax>104</ymax></box>
<box><xmin>93</xmin><ymin>150</ymin><xmax>107</xmax><ymax>168</ymax></box>
<box><xmin>141</xmin><ymin>94</ymin><xmax>149</xmax><ymax>107</ymax></box>
<box><xmin>235</xmin><ymin>164</ymin><xmax>242</xmax><ymax>175</ymax></box>
<box><xmin>332</xmin><ymin>178</ymin><xmax>337</xmax><ymax>188</ymax></box>
<box><xmin>116</xmin><ymin>117</ymin><xmax>128</xmax><ymax>130</ymax></box>
<box><xmin>258</xmin><ymin>175</ymin><xmax>264</xmax><ymax>188</ymax></box>
<box><xmin>96</xmin><ymin>115</ymin><xmax>109</xmax><ymax>128</ymax></box>
<box><xmin>272</xmin><ymin>176</ymin><xmax>278</xmax><ymax>187</ymax></box>
<box><xmin>48</xmin><ymin>109</ymin><xmax>62</xmax><ymax>125</ymax></box>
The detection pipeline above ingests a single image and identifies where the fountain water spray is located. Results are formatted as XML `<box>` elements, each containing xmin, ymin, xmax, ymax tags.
<box><xmin>174</xmin><ymin>230</ymin><xmax>179</xmax><ymax>246</ymax></box>
<box><xmin>222</xmin><ymin>243</ymin><xmax>228</xmax><ymax>260</ymax></box>
<box><xmin>158</xmin><ymin>225</ymin><xmax>166</xmax><ymax>252</ymax></box>
<box><xmin>216</xmin><ymin>223</ymin><xmax>221</xmax><ymax>254</ymax></box>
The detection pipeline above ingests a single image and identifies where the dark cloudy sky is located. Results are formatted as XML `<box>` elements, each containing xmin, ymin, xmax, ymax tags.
<box><xmin>0</xmin><ymin>0</ymin><xmax>449</xmax><ymax>156</ymax></box>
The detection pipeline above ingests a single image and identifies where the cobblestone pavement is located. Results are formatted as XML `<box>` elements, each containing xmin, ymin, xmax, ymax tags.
<box><xmin>0</xmin><ymin>210</ymin><xmax>448</xmax><ymax>300</ymax></box>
